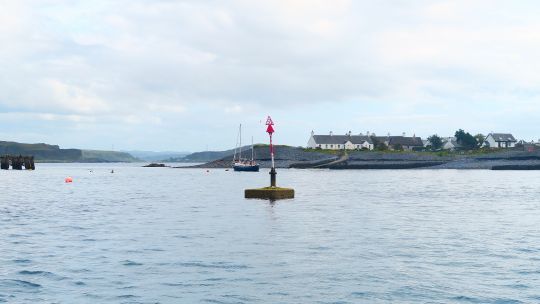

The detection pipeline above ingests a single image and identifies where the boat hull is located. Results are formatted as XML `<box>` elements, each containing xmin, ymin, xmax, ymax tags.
<box><xmin>233</xmin><ymin>164</ymin><xmax>260</xmax><ymax>172</ymax></box>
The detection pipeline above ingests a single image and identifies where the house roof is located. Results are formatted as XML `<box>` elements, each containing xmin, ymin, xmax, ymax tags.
<box><xmin>374</xmin><ymin>136</ymin><xmax>423</xmax><ymax>147</ymax></box>
<box><xmin>388</xmin><ymin>136</ymin><xmax>424</xmax><ymax>147</ymax></box>
<box><xmin>312</xmin><ymin>135</ymin><xmax>372</xmax><ymax>145</ymax></box>
<box><xmin>443</xmin><ymin>137</ymin><xmax>461</xmax><ymax>148</ymax></box>
<box><xmin>489</xmin><ymin>133</ymin><xmax>517</xmax><ymax>142</ymax></box>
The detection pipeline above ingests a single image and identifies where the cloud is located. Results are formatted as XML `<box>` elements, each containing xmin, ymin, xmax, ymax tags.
<box><xmin>45</xmin><ymin>79</ymin><xmax>110</xmax><ymax>113</ymax></box>
<box><xmin>1</xmin><ymin>0</ymin><xmax>540</xmax><ymax>149</ymax></box>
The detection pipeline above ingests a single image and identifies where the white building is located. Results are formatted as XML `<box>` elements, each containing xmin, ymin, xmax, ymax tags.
<box><xmin>307</xmin><ymin>131</ymin><xmax>374</xmax><ymax>150</ymax></box>
<box><xmin>482</xmin><ymin>133</ymin><xmax>517</xmax><ymax>149</ymax></box>
<box><xmin>442</xmin><ymin>137</ymin><xmax>460</xmax><ymax>150</ymax></box>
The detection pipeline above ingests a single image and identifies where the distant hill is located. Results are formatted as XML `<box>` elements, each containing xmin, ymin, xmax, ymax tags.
<box><xmin>166</xmin><ymin>146</ymin><xmax>251</xmax><ymax>163</ymax></box>
<box><xmin>0</xmin><ymin>141</ymin><xmax>139</xmax><ymax>162</ymax></box>
<box><xmin>187</xmin><ymin>145</ymin><xmax>333</xmax><ymax>168</ymax></box>
<box><xmin>80</xmin><ymin>150</ymin><xmax>139</xmax><ymax>163</ymax></box>
<box><xmin>168</xmin><ymin>144</ymin><xmax>319</xmax><ymax>164</ymax></box>
<box><xmin>124</xmin><ymin>150</ymin><xmax>190</xmax><ymax>161</ymax></box>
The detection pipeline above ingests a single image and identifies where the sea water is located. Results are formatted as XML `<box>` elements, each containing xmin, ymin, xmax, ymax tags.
<box><xmin>1</xmin><ymin>164</ymin><xmax>540</xmax><ymax>303</ymax></box>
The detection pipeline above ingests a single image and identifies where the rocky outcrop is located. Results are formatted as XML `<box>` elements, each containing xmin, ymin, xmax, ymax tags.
<box><xmin>185</xmin><ymin>147</ymin><xmax>540</xmax><ymax>170</ymax></box>
<box><xmin>143</xmin><ymin>163</ymin><xmax>168</xmax><ymax>167</ymax></box>
<box><xmin>185</xmin><ymin>146</ymin><xmax>334</xmax><ymax>168</ymax></box>
<box><xmin>492</xmin><ymin>164</ymin><xmax>540</xmax><ymax>170</ymax></box>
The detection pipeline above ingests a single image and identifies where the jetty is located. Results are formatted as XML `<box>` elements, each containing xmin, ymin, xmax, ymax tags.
<box><xmin>0</xmin><ymin>155</ymin><xmax>35</xmax><ymax>170</ymax></box>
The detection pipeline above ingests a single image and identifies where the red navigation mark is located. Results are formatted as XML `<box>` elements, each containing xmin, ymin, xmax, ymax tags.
<box><xmin>266</xmin><ymin>124</ymin><xmax>275</xmax><ymax>134</ymax></box>
<box><xmin>265</xmin><ymin>116</ymin><xmax>274</xmax><ymax>126</ymax></box>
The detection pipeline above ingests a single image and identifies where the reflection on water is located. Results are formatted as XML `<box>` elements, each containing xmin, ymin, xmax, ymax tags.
<box><xmin>2</xmin><ymin>164</ymin><xmax>540</xmax><ymax>303</ymax></box>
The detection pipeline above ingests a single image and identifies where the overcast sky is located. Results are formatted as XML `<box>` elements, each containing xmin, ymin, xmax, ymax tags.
<box><xmin>1</xmin><ymin>0</ymin><xmax>540</xmax><ymax>151</ymax></box>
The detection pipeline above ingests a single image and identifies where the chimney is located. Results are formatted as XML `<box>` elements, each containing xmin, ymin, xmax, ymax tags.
<box><xmin>311</xmin><ymin>130</ymin><xmax>314</xmax><ymax>137</ymax></box>
<box><xmin>329</xmin><ymin>131</ymin><xmax>333</xmax><ymax>136</ymax></box>
<box><xmin>366</xmin><ymin>131</ymin><xmax>370</xmax><ymax>136</ymax></box>
<box><xmin>348</xmin><ymin>130</ymin><xmax>352</xmax><ymax>136</ymax></box>
<box><xmin>402</xmin><ymin>132</ymin><xmax>406</xmax><ymax>137</ymax></box>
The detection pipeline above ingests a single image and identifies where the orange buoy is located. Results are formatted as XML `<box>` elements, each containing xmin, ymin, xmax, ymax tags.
<box><xmin>65</xmin><ymin>176</ymin><xmax>73</xmax><ymax>183</ymax></box>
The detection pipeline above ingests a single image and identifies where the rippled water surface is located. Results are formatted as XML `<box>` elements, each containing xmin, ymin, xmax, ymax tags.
<box><xmin>2</xmin><ymin>164</ymin><xmax>540</xmax><ymax>303</ymax></box>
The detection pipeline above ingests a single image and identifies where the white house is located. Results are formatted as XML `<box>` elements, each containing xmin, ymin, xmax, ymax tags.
<box><xmin>442</xmin><ymin>137</ymin><xmax>461</xmax><ymax>150</ymax></box>
<box><xmin>482</xmin><ymin>133</ymin><xmax>517</xmax><ymax>148</ymax></box>
<box><xmin>307</xmin><ymin>131</ymin><xmax>374</xmax><ymax>150</ymax></box>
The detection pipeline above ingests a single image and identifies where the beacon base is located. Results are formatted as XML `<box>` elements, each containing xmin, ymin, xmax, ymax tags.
<box><xmin>245</xmin><ymin>187</ymin><xmax>295</xmax><ymax>200</ymax></box>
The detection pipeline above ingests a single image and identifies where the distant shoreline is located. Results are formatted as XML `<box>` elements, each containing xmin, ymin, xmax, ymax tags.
<box><xmin>171</xmin><ymin>146</ymin><xmax>540</xmax><ymax>170</ymax></box>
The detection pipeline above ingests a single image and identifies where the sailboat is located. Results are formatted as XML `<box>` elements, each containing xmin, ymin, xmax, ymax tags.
<box><xmin>232</xmin><ymin>124</ymin><xmax>260</xmax><ymax>172</ymax></box>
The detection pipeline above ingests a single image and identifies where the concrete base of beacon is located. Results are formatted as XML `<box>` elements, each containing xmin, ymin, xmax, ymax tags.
<box><xmin>245</xmin><ymin>187</ymin><xmax>295</xmax><ymax>200</ymax></box>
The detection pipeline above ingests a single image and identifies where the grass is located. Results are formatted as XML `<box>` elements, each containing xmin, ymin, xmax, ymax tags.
<box><xmin>301</xmin><ymin>148</ymin><xmax>342</xmax><ymax>155</ymax></box>
<box><xmin>302</xmin><ymin>147</ymin><xmax>509</xmax><ymax>157</ymax></box>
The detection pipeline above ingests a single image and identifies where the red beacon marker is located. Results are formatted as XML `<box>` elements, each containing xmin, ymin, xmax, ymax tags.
<box><xmin>265</xmin><ymin>116</ymin><xmax>277</xmax><ymax>187</ymax></box>
<box><xmin>244</xmin><ymin>116</ymin><xmax>294</xmax><ymax>199</ymax></box>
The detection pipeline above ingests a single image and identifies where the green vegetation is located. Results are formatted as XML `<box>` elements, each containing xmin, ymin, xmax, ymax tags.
<box><xmin>0</xmin><ymin>141</ymin><xmax>81</xmax><ymax>162</ymax></box>
<box><xmin>427</xmin><ymin>134</ymin><xmax>443</xmax><ymax>151</ymax></box>
<box><xmin>0</xmin><ymin>141</ymin><xmax>139</xmax><ymax>162</ymax></box>
<box><xmin>370</xmin><ymin>135</ymin><xmax>388</xmax><ymax>151</ymax></box>
<box><xmin>474</xmin><ymin>134</ymin><xmax>485</xmax><ymax>148</ymax></box>
<box><xmin>302</xmin><ymin>146</ymin><xmax>504</xmax><ymax>158</ymax></box>
<box><xmin>455</xmin><ymin>129</ymin><xmax>478</xmax><ymax>150</ymax></box>
<box><xmin>81</xmin><ymin>150</ymin><xmax>139</xmax><ymax>162</ymax></box>
<box><xmin>301</xmin><ymin>148</ymin><xmax>341</xmax><ymax>155</ymax></box>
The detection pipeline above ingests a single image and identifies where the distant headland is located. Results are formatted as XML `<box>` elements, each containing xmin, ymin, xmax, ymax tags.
<box><xmin>0</xmin><ymin>141</ymin><xmax>139</xmax><ymax>163</ymax></box>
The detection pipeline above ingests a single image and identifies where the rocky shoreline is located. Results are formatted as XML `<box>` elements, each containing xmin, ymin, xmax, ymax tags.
<box><xmin>172</xmin><ymin>146</ymin><xmax>540</xmax><ymax>170</ymax></box>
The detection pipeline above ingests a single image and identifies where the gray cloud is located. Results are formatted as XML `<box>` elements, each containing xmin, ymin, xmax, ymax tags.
<box><xmin>1</xmin><ymin>0</ymin><xmax>540</xmax><ymax>150</ymax></box>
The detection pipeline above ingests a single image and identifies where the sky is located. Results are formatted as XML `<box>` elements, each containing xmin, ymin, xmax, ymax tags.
<box><xmin>1</xmin><ymin>0</ymin><xmax>540</xmax><ymax>151</ymax></box>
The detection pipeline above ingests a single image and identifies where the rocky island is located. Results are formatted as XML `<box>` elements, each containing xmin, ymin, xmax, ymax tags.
<box><xmin>182</xmin><ymin>145</ymin><xmax>540</xmax><ymax>170</ymax></box>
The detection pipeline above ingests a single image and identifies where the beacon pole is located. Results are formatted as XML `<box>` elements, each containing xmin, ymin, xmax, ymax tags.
<box><xmin>265</xmin><ymin>116</ymin><xmax>276</xmax><ymax>187</ymax></box>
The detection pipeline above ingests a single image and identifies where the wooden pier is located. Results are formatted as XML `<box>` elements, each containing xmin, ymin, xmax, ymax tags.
<box><xmin>0</xmin><ymin>155</ymin><xmax>35</xmax><ymax>170</ymax></box>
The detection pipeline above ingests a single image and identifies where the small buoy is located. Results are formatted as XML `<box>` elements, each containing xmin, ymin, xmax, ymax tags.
<box><xmin>65</xmin><ymin>176</ymin><xmax>73</xmax><ymax>183</ymax></box>
<box><xmin>111</xmin><ymin>169</ymin><xmax>114</xmax><ymax>173</ymax></box>
<box><xmin>206</xmin><ymin>170</ymin><xmax>210</xmax><ymax>173</ymax></box>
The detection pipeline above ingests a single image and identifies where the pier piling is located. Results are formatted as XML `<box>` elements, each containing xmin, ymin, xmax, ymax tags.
<box><xmin>0</xmin><ymin>155</ymin><xmax>35</xmax><ymax>170</ymax></box>
<box><xmin>0</xmin><ymin>156</ymin><xmax>9</xmax><ymax>170</ymax></box>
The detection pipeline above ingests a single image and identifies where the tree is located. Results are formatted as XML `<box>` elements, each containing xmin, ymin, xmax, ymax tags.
<box><xmin>370</xmin><ymin>136</ymin><xmax>381</xmax><ymax>149</ymax></box>
<box><xmin>370</xmin><ymin>136</ymin><xmax>388</xmax><ymax>151</ymax></box>
<box><xmin>474</xmin><ymin>134</ymin><xmax>485</xmax><ymax>148</ymax></box>
<box><xmin>455</xmin><ymin>129</ymin><xmax>478</xmax><ymax>150</ymax></box>
<box><xmin>377</xmin><ymin>143</ymin><xmax>389</xmax><ymax>151</ymax></box>
<box><xmin>427</xmin><ymin>134</ymin><xmax>443</xmax><ymax>151</ymax></box>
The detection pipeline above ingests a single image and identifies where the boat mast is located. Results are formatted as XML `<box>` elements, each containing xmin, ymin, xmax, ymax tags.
<box><xmin>233</xmin><ymin>124</ymin><xmax>239</xmax><ymax>163</ymax></box>
<box><xmin>251</xmin><ymin>136</ymin><xmax>254</xmax><ymax>161</ymax></box>
<box><xmin>238</xmin><ymin>124</ymin><xmax>242</xmax><ymax>161</ymax></box>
